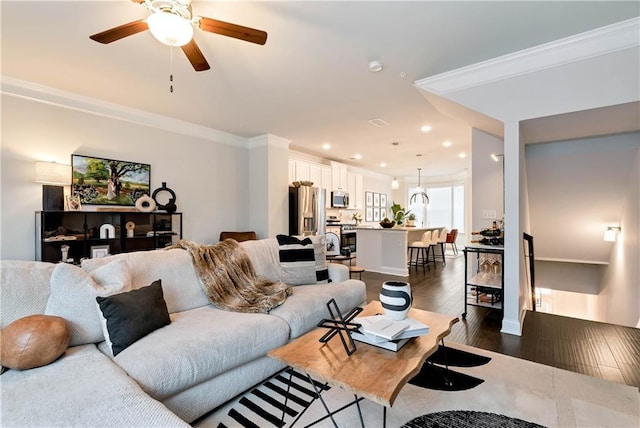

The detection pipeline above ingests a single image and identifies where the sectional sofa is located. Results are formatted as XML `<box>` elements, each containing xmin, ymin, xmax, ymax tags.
<box><xmin>0</xmin><ymin>237</ymin><xmax>366</xmax><ymax>427</ymax></box>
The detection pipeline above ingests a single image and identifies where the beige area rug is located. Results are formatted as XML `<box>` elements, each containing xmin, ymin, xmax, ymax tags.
<box><xmin>193</xmin><ymin>342</ymin><xmax>640</xmax><ymax>428</ymax></box>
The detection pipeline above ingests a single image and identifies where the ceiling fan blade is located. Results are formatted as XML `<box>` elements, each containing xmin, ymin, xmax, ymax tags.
<box><xmin>198</xmin><ymin>17</ymin><xmax>267</xmax><ymax>45</ymax></box>
<box><xmin>90</xmin><ymin>20</ymin><xmax>149</xmax><ymax>44</ymax></box>
<box><xmin>181</xmin><ymin>40</ymin><xmax>211</xmax><ymax>72</ymax></box>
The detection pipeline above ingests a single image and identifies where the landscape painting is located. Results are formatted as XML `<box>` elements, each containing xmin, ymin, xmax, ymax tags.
<box><xmin>71</xmin><ymin>154</ymin><xmax>150</xmax><ymax>206</ymax></box>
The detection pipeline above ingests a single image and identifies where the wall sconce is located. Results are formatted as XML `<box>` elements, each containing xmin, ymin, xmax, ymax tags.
<box><xmin>491</xmin><ymin>153</ymin><xmax>504</xmax><ymax>162</ymax></box>
<box><xmin>391</xmin><ymin>177</ymin><xmax>399</xmax><ymax>189</ymax></box>
<box><xmin>35</xmin><ymin>161</ymin><xmax>71</xmax><ymax>211</ymax></box>
<box><xmin>603</xmin><ymin>226</ymin><xmax>621</xmax><ymax>242</ymax></box>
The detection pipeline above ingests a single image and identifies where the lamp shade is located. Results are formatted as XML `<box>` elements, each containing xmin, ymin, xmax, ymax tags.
<box><xmin>35</xmin><ymin>162</ymin><xmax>71</xmax><ymax>185</ymax></box>
<box><xmin>148</xmin><ymin>11</ymin><xmax>194</xmax><ymax>46</ymax></box>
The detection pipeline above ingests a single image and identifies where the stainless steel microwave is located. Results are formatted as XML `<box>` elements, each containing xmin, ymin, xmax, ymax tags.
<box><xmin>331</xmin><ymin>191</ymin><xmax>349</xmax><ymax>208</ymax></box>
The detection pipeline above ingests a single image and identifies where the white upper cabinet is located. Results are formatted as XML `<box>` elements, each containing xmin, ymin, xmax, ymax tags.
<box><xmin>321</xmin><ymin>166</ymin><xmax>332</xmax><ymax>208</ymax></box>
<box><xmin>290</xmin><ymin>158</ymin><xmax>363</xmax><ymax>209</ymax></box>
<box><xmin>331</xmin><ymin>162</ymin><xmax>349</xmax><ymax>191</ymax></box>
<box><xmin>288</xmin><ymin>160</ymin><xmax>296</xmax><ymax>184</ymax></box>
<box><xmin>295</xmin><ymin>162</ymin><xmax>310</xmax><ymax>182</ymax></box>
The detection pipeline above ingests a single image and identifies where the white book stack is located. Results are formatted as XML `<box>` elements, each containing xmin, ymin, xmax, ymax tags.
<box><xmin>351</xmin><ymin>315</ymin><xmax>429</xmax><ymax>352</ymax></box>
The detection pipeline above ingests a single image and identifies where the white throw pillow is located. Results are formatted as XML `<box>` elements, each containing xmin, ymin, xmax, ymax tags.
<box><xmin>276</xmin><ymin>235</ymin><xmax>319</xmax><ymax>286</ymax></box>
<box><xmin>44</xmin><ymin>260</ymin><xmax>130</xmax><ymax>346</ymax></box>
<box><xmin>307</xmin><ymin>235</ymin><xmax>329</xmax><ymax>284</ymax></box>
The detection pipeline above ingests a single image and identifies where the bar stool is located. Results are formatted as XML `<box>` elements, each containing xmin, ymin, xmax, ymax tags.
<box><xmin>408</xmin><ymin>231</ymin><xmax>432</xmax><ymax>272</ymax></box>
<box><xmin>428</xmin><ymin>229</ymin><xmax>447</xmax><ymax>267</ymax></box>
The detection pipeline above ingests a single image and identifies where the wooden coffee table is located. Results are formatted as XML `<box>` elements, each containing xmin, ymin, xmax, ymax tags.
<box><xmin>268</xmin><ymin>301</ymin><xmax>458</xmax><ymax>426</ymax></box>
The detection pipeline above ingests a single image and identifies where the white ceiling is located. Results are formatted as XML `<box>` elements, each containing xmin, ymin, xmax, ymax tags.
<box><xmin>2</xmin><ymin>1</ymin><xmax>639</xmax><ymax>182</ymax></box>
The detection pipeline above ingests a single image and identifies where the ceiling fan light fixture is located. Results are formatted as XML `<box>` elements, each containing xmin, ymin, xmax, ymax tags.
<box><xmin>148</xmin><ymin>11</ymin><xmax>193</xmax><ymax>46</ymax></box>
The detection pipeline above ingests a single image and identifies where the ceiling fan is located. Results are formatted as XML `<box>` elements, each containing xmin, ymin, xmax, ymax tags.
<box><xmin>89</xmin><ymin>0</ymin><xmax>267</xmax><ymax>72</ymax></box>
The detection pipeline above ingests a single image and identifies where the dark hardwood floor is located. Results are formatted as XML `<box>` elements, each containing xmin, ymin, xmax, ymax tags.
<box><xmin>357</xmin><ymin>253</ymin><xmax>640</xmax><ymax>389</ymax></box>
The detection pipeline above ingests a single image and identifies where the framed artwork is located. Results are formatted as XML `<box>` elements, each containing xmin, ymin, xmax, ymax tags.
<box><xmin>380</xmin><ymin>208</ymin><xmax>387</xmax><ymax>220</ymax></box>
<box><xmin>90</xmin><ymin>245</ymin><xmax>110</xmax><ymax>259</ymax></box>
<box><xmin>365</xmin><ymin>206</ymin><xmax>373</xmax><ymax>222</ymax></box>
<box><xmin>373</xmin><ymin>193</ymin><xmax>380</xmax><ymax>207</ymax></box>
<box><xmin>380</xmin><ymin>193</ymin><xmax>387</xmax><ymax>208</ymax></box>
<box><xmin>365</xmin><ymin>191</ymin><xmax>373</xmax><ymax>207</ymax></box>
<box><xmin>66</xmin><ymin>195</ymin><xmax>82</xmax><ymax>211</ymax></box>
<box><xmin>373</xmin><ymin>208</ymin><xmax>381</xmax><ymax>222</ymax></box>
<box><xmin>325</xmin><ymin>232</ymin><xmax>340</xmax><ymax>256</ymax></box>
<box><xmin>71</xmin><ymin>154</ymin><xmax>150</xmax><ymax>206</ymax></box>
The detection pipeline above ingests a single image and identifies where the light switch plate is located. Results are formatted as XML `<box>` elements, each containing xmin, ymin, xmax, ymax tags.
<box><xmin>482</xmin><ymin>210</ymin><xmax>497</xmax><ymax>219</ymax></box>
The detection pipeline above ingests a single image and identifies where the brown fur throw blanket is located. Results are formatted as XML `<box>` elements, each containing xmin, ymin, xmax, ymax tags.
<box><xmin>170</xmin><ymin>239</ymin><xmax>292</xmax><ymax>313</ymax></box>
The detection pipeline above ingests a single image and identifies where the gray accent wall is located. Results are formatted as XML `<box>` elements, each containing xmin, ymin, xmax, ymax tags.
<box><xmin>1</xmin><ymin>94</ymin><xmax>252</xmax><ymax>260</ymax></box>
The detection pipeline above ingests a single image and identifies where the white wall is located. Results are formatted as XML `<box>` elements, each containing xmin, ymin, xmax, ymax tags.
<box><xmin>525</xmin><ymin>133</ymin><xmax>640</xmax><ymax>263</ymax></box>
<box><xmin>1</xmin><ymin>94</ymin><xmax>250</xmax><ymax>260</ymax></box>
<box><xmin>248</xmin><ymin>135</ymin><xmax>290</xmax><ymax>238</ymax></box>
<box><xmin>600</xmin><ymin>147</ymin><xmax>640</xmax><ymax>327</ymax></box>
<box><xmin>471</xmin><ymin>128</ymin><xmax>504</xmax><ymax>233</ymax></box>
<box><xmin>536</xmin><ymin>261</ymin><xmax>605</xmax><ymax>295</ymax></box>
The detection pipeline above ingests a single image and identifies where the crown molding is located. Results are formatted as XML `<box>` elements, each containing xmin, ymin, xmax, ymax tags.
<box><xmin>0</xmin><ymin>76</ymin><xmax>248</xmax><ymax>147</ymax></box>
<box><xmin>247</xmin><ymin>134</ymin><xmax>291</xmax><ymax>149</ymax></box>
<box><xmin>415</xmin><ymin>17</ymin><xmax>640</xmax><ymax>95</ymax></box>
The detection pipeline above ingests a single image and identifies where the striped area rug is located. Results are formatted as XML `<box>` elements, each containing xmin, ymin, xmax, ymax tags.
<box><xmin>215</xmin><ymin>368</ymin><xmax>331</xmax><ymax>428</ymax></box>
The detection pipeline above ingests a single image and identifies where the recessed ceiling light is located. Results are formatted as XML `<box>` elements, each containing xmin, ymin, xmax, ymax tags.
<box><xmin>368</xmin><ymin>60</ymin><xmax>383</xmax><ymax>72</ymax></box>
<box><xmin>353</xmin><ymin>154</ymin><xmax>363</xmax><ymax>160</ymax></box>
<box><xmin>322</xmin><ymin>143</ymin><xmax>331</xmax><ymax>150</ymax></box>
<box><xmin>380</xmin><ymin>162</ymin><xmax>387</xmax><ymax>167</ymax></box>
<box><xmin>421</xmin><ymin>125</ymin><xmax>432</xmax><ymax>133</ymax></box>
<box><xmin>458</xmin><ymin>152</ymin><xmax>467</xmax><ymax>158</ymax></box>
<box><xmin>442</xmin><ymin>141</ymin><xmax>452</xmax><ymax>148</ymax></box>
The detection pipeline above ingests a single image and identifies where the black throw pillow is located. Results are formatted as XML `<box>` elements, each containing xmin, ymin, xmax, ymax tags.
<box><xmin>96</xmin><ymin>280</ymin><xmax>170</xmax><ymax>356</ymax></box>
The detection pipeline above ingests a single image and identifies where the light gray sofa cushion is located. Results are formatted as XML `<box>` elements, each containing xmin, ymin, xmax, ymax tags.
<box><xmin>240</xmin><ymin>238</ymin><xmax>282</xmax><ymax>282</ymax></box>
<box><xmin>107</xmin><ymin>305</ymin><xmax>290</xmax><ymax>400</ymax></box>
<box><xmin>0</xmin><ymin>344</ymin><xmax>188</xmax><ymax>427</ymax></box>
<box><xmin>268</xmin><ymin>279</ymin><xmax>367</xmax><ymax>338</ymax></box>
<box><xmin>44</xmin><ymin>260</ymin><xmax>130</xmax><ymax>346</ymax></box>
<box><xmin>82</xmin><ymin>249</ymin><xmax>210</xmax><ymax>314</ymax></box>
<box><xmin>0</xmin><ymin>261</ymin><xmax>54</xmax><ymax>328</ymax></box>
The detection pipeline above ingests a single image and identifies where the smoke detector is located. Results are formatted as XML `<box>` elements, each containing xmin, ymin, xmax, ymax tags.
<box><xmin>368</xmin><ymin>60</ymin><xmax>383</xmax><ymax>72</ymax></box>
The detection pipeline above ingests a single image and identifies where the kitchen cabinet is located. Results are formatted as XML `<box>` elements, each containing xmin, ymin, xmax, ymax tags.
<box><xmin>36</xmin><ymin>211</ymin><xmax>182</xmax><ymax>263</ymax></box>
<box><xmin>288</xmin><ymin>160</ymin><xmax>295</xmax><ymax>184</ymax></box>
<box><xmin>321</xmin><ymin>166</ymin><xmax>332</xmax><ymax>208</ymax></box>
<box><xmin>331</xmin><ymin>162</ymin><xmax>349</xmax><ymax>191</ymax></box>
<box><xmin>462</xmin><ymin>244</ymin><xmax>504</xmax><ymax>319</ymax></box>
<box><xmin>295</xmin><ymin>162</ymin><xmax>310</xmax><ymax>182</ymax></box>
<box><xmin>347</xmin><ymin>172</ymin><xmax>364</xmax><ymax>209</ymax></box>
<box><xmin>309</xmin><ymin>164</ymin><xmax>322</xmax><ymax>189</ymax></box>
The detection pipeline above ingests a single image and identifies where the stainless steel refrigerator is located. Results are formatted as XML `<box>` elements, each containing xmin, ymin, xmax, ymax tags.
<box><xmin>289</xmin><ymin>186</ymin><xmax>326</xmax><ymax>236</ymax></box>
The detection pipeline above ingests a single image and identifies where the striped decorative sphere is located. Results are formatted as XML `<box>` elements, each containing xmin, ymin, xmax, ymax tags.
<box><xmin>380</xmin><ymin>281</ymin><xmax>412</xmax><ymax>320</ymax></box>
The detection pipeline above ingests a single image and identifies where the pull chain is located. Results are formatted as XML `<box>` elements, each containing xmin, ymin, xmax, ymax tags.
<box><xmin>169</xmin><ymin>47</ymin><xmax>174</xmax><ymax>93</ymax></box>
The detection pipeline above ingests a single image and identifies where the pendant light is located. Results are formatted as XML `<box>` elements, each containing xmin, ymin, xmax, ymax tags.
<box><xmin>409</xmin><ymin>168</ymin><xmax>429</xmax><ymax>205</ymax></box>
<box><xmin>391</xmin><ymin>177</ymin><xmax>399</xmax><ymax>189</ymax></box>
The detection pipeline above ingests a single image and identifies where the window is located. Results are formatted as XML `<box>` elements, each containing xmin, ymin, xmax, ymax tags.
<box><xmin>407</xmin><ymin>183</ymin><xmax>464</xmax><ymax>232</ymax></box>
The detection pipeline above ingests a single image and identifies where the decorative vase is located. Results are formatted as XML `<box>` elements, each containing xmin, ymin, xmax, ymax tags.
<box><xmin>135</xmin><ymin>194</ymin><xmax>156</xmax><ymax>213</ymax></box>
<box><xmin>380</xmin><ymin>281</ymin><xmax>412</xmax><ymax>320</ymax></box>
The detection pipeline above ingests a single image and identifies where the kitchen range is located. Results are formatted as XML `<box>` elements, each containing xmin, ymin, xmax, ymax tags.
<box><xmin>326</xmin><ymin>216</ymin><xmax>357</xmax><ymax>256</ymax></box>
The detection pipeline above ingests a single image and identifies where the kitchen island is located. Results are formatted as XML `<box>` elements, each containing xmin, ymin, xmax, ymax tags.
<box><xmin>356</xmin><ymin>226</ymin><xmax>446</xmax><ymax>276</ymax></box>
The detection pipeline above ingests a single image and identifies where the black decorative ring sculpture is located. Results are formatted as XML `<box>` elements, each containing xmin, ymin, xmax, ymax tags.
<box><xmin>152</xmin><ymin>182</ymin><xmax>177</xmax><ymax>213</ymax></box>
